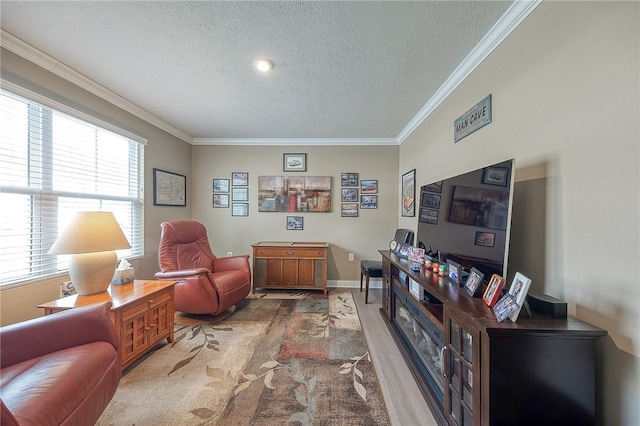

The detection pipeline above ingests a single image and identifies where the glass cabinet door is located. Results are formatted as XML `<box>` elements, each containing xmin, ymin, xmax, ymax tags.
<box><xmin>444</xmin><ymin>309</ymin><xmax>480</xmax><ymax>426</ymax></box>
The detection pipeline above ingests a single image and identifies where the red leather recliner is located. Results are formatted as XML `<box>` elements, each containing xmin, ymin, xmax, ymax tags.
<box><xmin>155</xmin><ymin>220</ymin><xmax>251</xmax><ymax>316</ymax></box>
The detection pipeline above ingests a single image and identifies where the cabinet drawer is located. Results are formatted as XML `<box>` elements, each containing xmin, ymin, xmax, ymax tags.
<box><xmin>254</xmin><ymin>248</ymin><xmax>325</xmax><ymax>258</ymax></box>
<box><xmin>121</xmin><ymin>298</ymin><xmax>148</xmax><ymax>321</ymax></box>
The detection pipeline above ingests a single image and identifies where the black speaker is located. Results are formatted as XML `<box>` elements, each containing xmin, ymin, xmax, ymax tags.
<box><xmin>526</xmin><ymin>293</ymin><xmax>567</xmax><ymax>318</ymax></box>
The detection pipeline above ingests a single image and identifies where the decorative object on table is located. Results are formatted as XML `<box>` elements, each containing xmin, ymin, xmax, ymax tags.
<box><xmin>153</xmin><ymin>168</ymin><xmax>186</xmax><ymax>206</ymax></box>
<box><xmin>508</xmin><ymin>272</ymin><xmax>532</xmax><ymax>321</ymax></box>
<box><xmin>341</xmin><ymin>172</ymin><xmax>358</xmax><ymax>187</ymax></box>
<box><xmin>389</xmin><ymin>239</ymin><xmax>398</xmax><ymax>251</ymax></box>
<box><xmin>111</xmin><ymin>259</ymin><xmax>134</xmax><ymax>285</ymax></box>
<box><xmin>341</xmin><ymin>203</ymin><xmax>358</xmax><ymax>217</ymax></box>
<box><xmin>258</xmin><ymin>176</ymin><xmax>331</xmax><ymax>212</ymax></box>
<box><xmin>464</xmin><ymin>267</ymin><xmax>484</xmax><ymax>297</ymax></box>
<box><xmin>446</xmin><ymin>259</ymin><xmax>463</xmax><ymax>285</ymax></box>
<box><xmin>474</xmin><ymin>231</ymin><xmax>496</xmax><ymax>247</ymax></box>
<box><xmin>231</xmin><ymin>171</ymin><xmax>249</xmax><ymax>186</ymax></box>
<box><xmin>286</xmin><ymin>216</ymin><xmax>303</xmax><ymax>230</ymax></box>
<box><xmin>360</xmin><ymin>194</ymin><xmax>377</xmax><ymax>209</ymax></box>
<box><xmin>482</xmin><ymin>274</ymin><xmax>505</xmax><ymax>307</ymax></box>
<box><xmin>47</xmin><ymin>211</ymin><xmax>131</xmax><ymax>295</ymax></box>
<box><xmin>232</xmin><ymin>203</ymin><xmax>249</xmax><ymax>216</ymax></box>
<box><xmin>401</xmin><ymin>169</ymin><xmax>416</xmax><ymax>217</ymax></box>
<box><xmin>396</xmin><ymin>243</ymin><xmax>411</xmax><ymax>259</ymax></box>
<box><xmin>360</xmin><ymin>179</ymin><xmax>378</xmax><ymax>194</ymax></box>
<box><xmin>283</xmin><ymin>153</ymin><xmax>307</xmax><ymax>172</ymax></box>
<box><xmin>232</xmin><ymin>187</ymin><xmax>249</xmax><ymax>201</ymax></box>
<box><xmin>60</xmin><ymin>280</ymin><xmax>76</xmax><ymax>297</ymax></box>
<box><xmin>454</xmin><ymin>94</ymin><xmax>492</xmax><ymax>143</ymax></box>
<box><xmin>482</xmin><ymin>166</ymin><xmax>509</xmax><ymax>187</ymax></box>
<box><xmin>493</xmin><ymin>293</ymin><xmax>519</xmax><ymax>322</ymax></box>
<box><xmin>213</xmin><ymin>194</ymin><xmax>229</xmax><ymax>208</ymax></box>
<box><xmin>341</xmin><ymin>187</ymin><xmax>358</xmax><ymax>202</ymax></box>
<box><xmin>213</xmin><ymin>178</ymin><xmax>229</xmax><ymax>193</ymax></box>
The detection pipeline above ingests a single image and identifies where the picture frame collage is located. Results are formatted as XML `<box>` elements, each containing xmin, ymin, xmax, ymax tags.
<box><xmin>419</xmin><ymin>179</ymin><xmax>442</xmax><ymax>225</ymax></box>
<box><xmin>213</xmin><ymin>172</ymin><xmax>249</xmax><ymax>216</ymax></box>
<box><xmin>340</xmin><ymin>172</ymin><xmax>378</xmax><ymax>217</ymax></box>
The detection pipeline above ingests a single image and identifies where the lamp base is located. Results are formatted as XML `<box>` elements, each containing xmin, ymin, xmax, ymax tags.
<box><xmin>68</xmin><ymin>251</ymin><xmax>117</xmax><ymax>295</ymax></box>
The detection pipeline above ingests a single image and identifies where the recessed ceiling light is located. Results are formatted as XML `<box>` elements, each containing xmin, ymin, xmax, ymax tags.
<box><xmin>255</xmin><ymin>58</ymin><xmax>273</xmax><ymax>72</ymax></box>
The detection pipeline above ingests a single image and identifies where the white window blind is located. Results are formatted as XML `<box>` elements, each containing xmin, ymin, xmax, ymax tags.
<box><xmin>0</xmin><ymin>88</ymin><xmax>144</xmax><ymax>287</ymax></box>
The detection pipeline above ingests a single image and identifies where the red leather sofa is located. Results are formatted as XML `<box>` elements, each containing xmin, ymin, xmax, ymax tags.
<box><xmin>1</xmin><ymin>302</ymin><xmax>120</xmax><ymax>426</ymax></box>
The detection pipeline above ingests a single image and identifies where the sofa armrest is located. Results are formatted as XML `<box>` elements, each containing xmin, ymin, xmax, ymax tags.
<box><xmin>0</xmin><ymin>302</ymin><xmax>118</xmax><ymax>369</ymax></box>
<box><xmin>213</xmin><ymin>255</ymin><xmax>250</xmax><ymax>273</ymax></box>
<box><xmin>155</xmin><ymin>268</ymin><xmax>210</xmax><ymax>279</ymax></box>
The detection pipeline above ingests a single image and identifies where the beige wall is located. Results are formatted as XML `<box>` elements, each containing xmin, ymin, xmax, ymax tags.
<box><xmin>399</xmin><ymin>2</ymin><xmax>639</xmax><ymax>424</ymax></box>
<box><xmin>190</xmin><ymin>144</ymin><xmax>399</xmax><ymax>282</ymax></box>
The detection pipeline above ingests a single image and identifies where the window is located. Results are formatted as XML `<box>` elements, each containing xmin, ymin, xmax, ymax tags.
<box><xmin>0</xmin><ymin>88</ymin><xmax>145</xmax><ymax>288</ymax></box>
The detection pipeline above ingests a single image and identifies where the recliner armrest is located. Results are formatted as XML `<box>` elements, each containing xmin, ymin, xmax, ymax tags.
<box><xmin>155</xmin><ymin>268</ymin><xmax>211</xmax><ymax>279</ymax></box>
<box><xmin>0</xmin><ymin>302</ymin><xmax>118</xmax><ymax>369</ymax></box>
<box><xmin>213</xmin><ymin>255</ymin><xmax>250</xmax><ymax>273</ymax></box>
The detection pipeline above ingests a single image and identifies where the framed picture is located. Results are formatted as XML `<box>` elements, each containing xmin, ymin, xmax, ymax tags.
<box><xmin>258</xmin><ymin>176</ymin><xmax>331</xmax><ymax>212</ymax></box>
<box><xmin>232</xmin><ymin>172</ymin><xmax>249</xmax><ymax>186</ymax></box>
<box><xmin>419</xmin><ymin>208</ymin><xmax>439</xmax><ymax>225</ymax></box>
<box><xmin>360</xmin><ymin>194</ymin><xmax>377</xmax><ymax>209</ymax></box>
<box><xmin>360</xmin><ymin>179</ymin><xmax>378</xmax><ymax>194</ymax></box>
<box><xmin>153</xmin><ymin>168</ymin><xmax>186</xmax><ymax>206</ymax></box>
<box><xmin>422</xmin><ymin>180</ymin><xmax>443</xmax><ymax>193</ymax></box>
<box><xmin>341</xmin><ymin>172</ymin><xmax>359</xmax><ymax>187</ymax></box>
<box><xmin>482</xmin><ymin>166</ymin><xmax>509</xmax><ymax>186</ymax></box>
<box><xmin>421</xmin><ymin>192</ymin><xmax>441</xmax><ymax>209</ymax></box>
<box><xmin>483</xmin><ymin>274</ymin><xmax>506</xmax><ymax>307</ymax></box>
<box><xmin>286</xmin><ymin>216</ymin><xmax>303</xmax><ymax>230</ymax></box>
<box><xmin>508</xmin><ymin>272</ymin><xmax>532</xmax><ymax>321</ymax></box>
<box><xmin>464</xmin><ymin>267</ymin><xmax>485</xmax><ymax>297</ymax></box>
<box><xmin>475</xmin><ymin>231</ymin><xmax>496</xmax><ymax>247</ymax></box>
<box><xmin>341</xmin><ymin>188</ymin><xmax>358</xmax><ymax>202</ymax></box>
<box><xmin>213</xmin><ymin>194</ymin><xmax>229</xmax><ymax>208</ymax></box>
<box><xmin>341</xmin><ymin>203</ymin><xmax>358</xmax><ymax>217</ymax></box>
<box><xmin>213</xmin><ymin>179</ymin><xmax>230</xmax><ymax>193</ymax></box>
<box><xmin>402</xmin><ymin>169</ymin><xmax>416</xmax><ymax>217</ymax></box>
<box><xmin>493</xmin><ymin>293</ymin><xmax>519</xmax><ymax>322</ymax></box>
<box><xmin>283</xmin><ymin>153</ymin><xmax>307</xmax><ymax>172</ymax></box>
<box><xmin>232</xmin><ymin>203</ymin><xmax>249</xmax><ymax>216</ymax></box>
<box><xmin>232</xmin><ymin>187</ymin><xmax>249</xmax><ymax>201</ymax></box>
<box><xmin>446</xmin><ymin>259</ymin><xmax>463</xmax><ymax>285</ymax></box>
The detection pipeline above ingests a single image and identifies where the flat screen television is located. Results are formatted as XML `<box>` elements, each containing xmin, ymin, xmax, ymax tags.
<box><xmin>416</xmin><ymin>159</ymin><xmax>515</xmax><ymax>281</ymax></box>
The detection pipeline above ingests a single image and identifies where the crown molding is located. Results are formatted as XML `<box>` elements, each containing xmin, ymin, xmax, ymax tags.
<box><xmin>396</xmin><ymin>0</ymin><xmax>542</xmax><ymax>144</ymax></box>
<box><xmin>0</xmin><ymin>30</ymin><xmax>193</xmax><ymax>144</ymax></box>
<box><xmin>191</xmin><ymin>137</ymin><xmax>399</xmax><ymax>146</ymax></box>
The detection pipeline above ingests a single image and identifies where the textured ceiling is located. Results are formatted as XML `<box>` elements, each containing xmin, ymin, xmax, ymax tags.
<box><xmin>0</xmin><ymin>1</ymin><xmax>520</xmax><ymax>144</ymax></box>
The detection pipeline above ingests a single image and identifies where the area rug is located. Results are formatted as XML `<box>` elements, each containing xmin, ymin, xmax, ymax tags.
<box><xmin>96</xmin><ymin>290</ymin><xmax>390</xmax><ymax>426</ymax></box>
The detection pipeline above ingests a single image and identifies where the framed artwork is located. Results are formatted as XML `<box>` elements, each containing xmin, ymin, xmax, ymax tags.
<box><xmin>475</xmin><ymin>231</ymin><xmax>496</xmax><ymax>247</ymax></box>
<box><xmin>464</xmin><ymin>267</ymin><xmax>485</xmax><ymax>297</ymax></box>
<box><xmin>286</xmin><ymin>216</ymin><xmax>303</xmax><ymax>230</ymax></box>
<box><xmin>360</xmin><ymin>180</ymin><xmax>378</xmax><ymax>194</ymax></box>
<box><xmin>421</xmin><ymin>192</ymin><xmax>441</xmax><ymax>209</ymax></box>
<box><xmin>283</xmin><ymin>153</ymin><xmax>307</xmax><ymax>172</ymax></box>
<box><xmin>482</xmin><ymin>166</ymin><xmax>509</xmax><ymax>186</ymax></box>
<box><xmin>419</xmin><ymin>208</ymin><xmax>438</xmax><ymax>225</ymax></box>
<box><xmin>232</xmin><ymin>187</ymin><xmax>249</xmax><ymax>201</ymax></box>
<box><xmin>153</xmin><ymin>168</ymin><xmax>186</xmax><ymax>207</ymax></box>
<box><xmin>341</xmin><ymin>172</ymin><xmax>359</xmax><ymax>187</ymax></box>
<box><xmin>449</xmin><ymin>185</ymin><xmax>509</xmax><ymax>230</ymax></box>
<box><xmin>341</xmin><ymin>203</ymin><xmax>358</xmax><ymax>217</ymax></box>
<box><xmin>341</xmin><ymin>188</ymin><xmax>358</xmax><ymax>202</ymax></box>
<box><xmin>213</xmin><ymin>179</ymin><xmax>229</xmax><ymax>193</ymax></box>
<box><xmin>360</xmin><ymin>195</ymin><xmax>377</xmax><ymax>209</ymax></box>
<box><xmin>232</xmin><ymin>203</ymin><xmax>249</xmax><ymax>216</ymax></box>
<box><xmin>446</xmin><ymin>259</ymin><xmax>463</xmax><ymax>285</ymax></box>
<box><xmin>213</xmin><ymin>194</ymin><xmax>229</xmax><ymax>208</ymax></box>
<box><xmin>401</xmin><ymin>169</ymin><xmax>416</xmax><ymax>217</ymax></box>
<box><xmin>258</xmin><ymin>176</ymin><xmax>331</xmax><ymax>212</ymax></box>
<box><xmin>422</xmin><ymin>180</ymin><xmax>443</xmax><ymax>193</ymax></box>
<box><xmin>232</xmin><ymin>172</ymin><xmax>249</xmax><ymax>186</ymax></box>
<box><xmin>483</xmin><ymin>274</ymin><xmax>505</xmax><ymax>307</ymax></box>
<box><xmin>508</xmin><ymin>272</ymin><xmax>532</xmax><ymax>321</ymax></box>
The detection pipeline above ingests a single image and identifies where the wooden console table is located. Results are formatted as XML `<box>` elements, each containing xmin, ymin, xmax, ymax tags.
<box><xmin>38</xmin><ymin>279</ymin><xmax>177</xmax><ymax>370</ymax></box>
<box><xmin>252</xmin><ymin>242</ymin><xmax>328</xmax><ymax>295</ymax></box>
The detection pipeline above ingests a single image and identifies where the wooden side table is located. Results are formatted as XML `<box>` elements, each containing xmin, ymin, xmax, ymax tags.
<box><xmin>38</xmin><ymin>279</ymin><xmax>177</xmax><ymax>370</ymax></box>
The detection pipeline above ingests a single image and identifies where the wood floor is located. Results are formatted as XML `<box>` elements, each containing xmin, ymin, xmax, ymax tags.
<box><xmin>350</xmin><ymin>287</ymin><xmax>439</xmax><ymax>426</ymax></box>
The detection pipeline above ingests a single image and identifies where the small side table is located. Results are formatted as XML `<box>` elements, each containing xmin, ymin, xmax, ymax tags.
<box><xmin>38</xmin><ymin>279</ymin><xmax>177</xmax><ymax>370</ymax></box>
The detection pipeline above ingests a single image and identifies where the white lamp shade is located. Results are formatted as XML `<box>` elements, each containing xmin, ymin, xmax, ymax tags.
<box><xmin>48</xmin><ymin>211</ymin><xmax>131</xmax><ymax>295</ymax></box>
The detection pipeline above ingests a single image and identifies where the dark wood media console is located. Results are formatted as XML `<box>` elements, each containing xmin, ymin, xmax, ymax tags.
<box><xmin>379</xmin><ymin>250</ymin><xmax>606</xmax><ymax>426</ymax></box>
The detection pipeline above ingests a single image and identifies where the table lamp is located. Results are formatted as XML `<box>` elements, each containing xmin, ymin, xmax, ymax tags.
<box><xmin>48</xmin><ymin>211</ymin><xmax>131</xmax><ymax>295</ymax></box>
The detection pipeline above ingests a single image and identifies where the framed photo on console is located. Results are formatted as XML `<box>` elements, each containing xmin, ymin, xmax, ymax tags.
<box><xmin>493</xmin><ymin>293</ymin><xmax>519</xmax><ymax>322</ymax></box>
<box><xmin>483</xmin><ymin>274</ymin><xmax>505</xmax><ymax>307</ymax></box>
<box><xmin>447</xmin><ymin>259</ymin><xmax>463</xmax><ymax>285</ymax></box>
<box><xmin>508</xmin><ymin>272</ymin><xmax>532</xmax><ymax>321</ymax></box>
<box><xmin>464</xmin><ymin>267</ymin><xmax>484</xmax><ymax>297</ymax></box>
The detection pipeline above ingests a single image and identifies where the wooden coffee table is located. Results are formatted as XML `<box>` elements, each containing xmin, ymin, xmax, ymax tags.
<box><xmin>38</xmin><ymin>279</ymin><xmax>177</xmax><ymax>370</ymax></box>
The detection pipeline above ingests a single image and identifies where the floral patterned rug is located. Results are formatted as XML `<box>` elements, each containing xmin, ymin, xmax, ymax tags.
<box><xmin>97</xmin><ymin>290</ymin><xmax>389</xmax><ymax>425</ymax></box>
